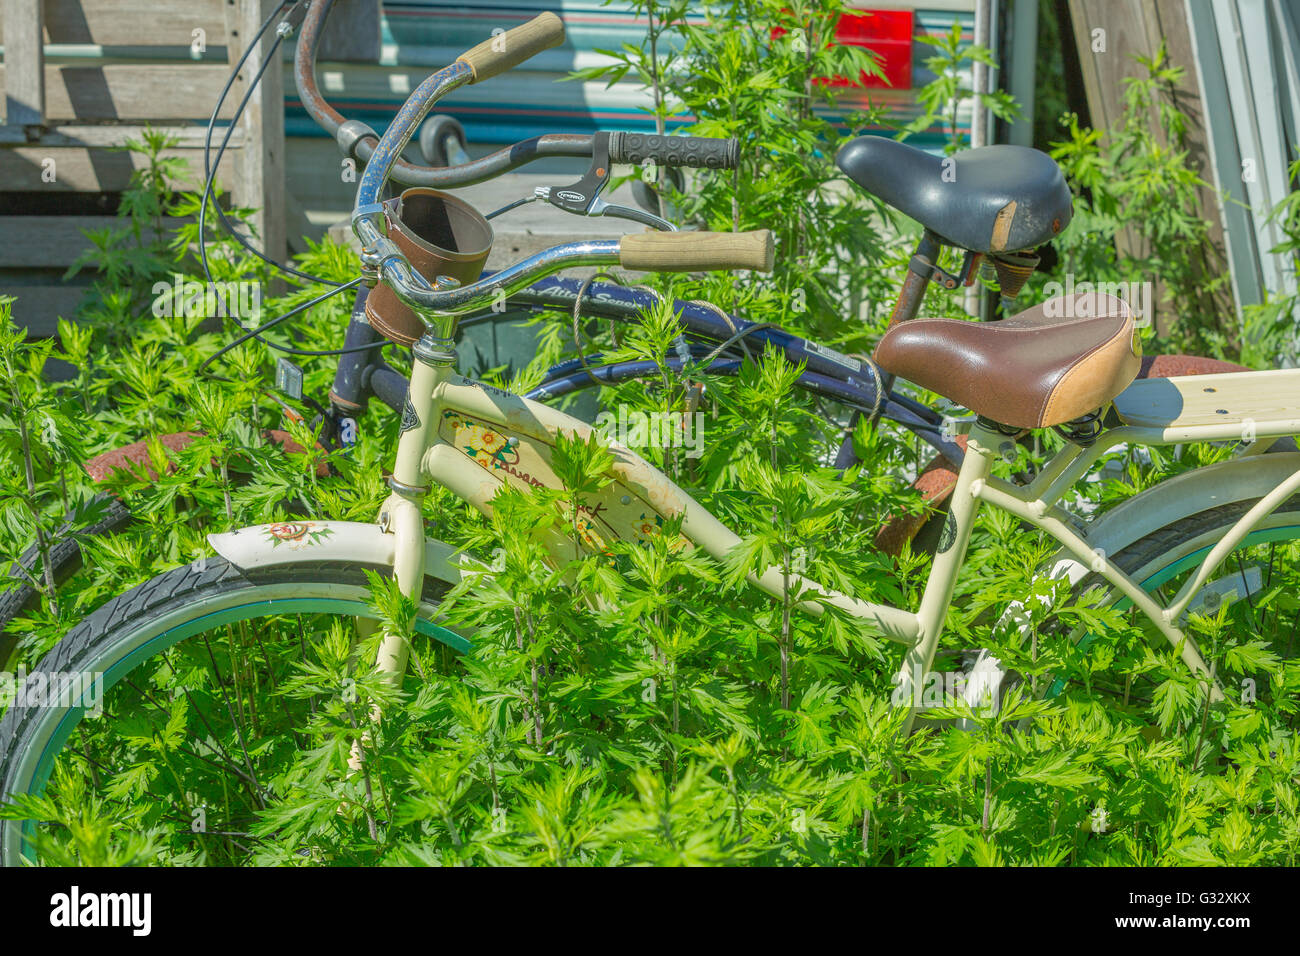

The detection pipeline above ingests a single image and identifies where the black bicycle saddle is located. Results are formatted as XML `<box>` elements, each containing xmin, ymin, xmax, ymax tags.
<box><xmin>835</xmin><ymin>136</ymin><xmax>1072</xmax><ymax>254</ymax></box>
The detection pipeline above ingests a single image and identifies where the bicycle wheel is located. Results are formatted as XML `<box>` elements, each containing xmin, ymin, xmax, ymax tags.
<box><xmin>1048</xmin><ymin>492</ymin><xmax>1300</xmax><ymax>710</ymax></box>
<box><xmin>0</xmin><ymin>557</ymin><xmax>460</xmax><ymax>867</ymax></box>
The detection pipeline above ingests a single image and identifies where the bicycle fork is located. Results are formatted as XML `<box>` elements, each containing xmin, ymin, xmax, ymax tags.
<box><xmin>349</xmin><ymin>339</ymin><xmax>450</xmax><ymax>772</ymax></box>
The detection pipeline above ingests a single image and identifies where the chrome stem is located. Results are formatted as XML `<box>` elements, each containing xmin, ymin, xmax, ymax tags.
<box><xmin>348</xmin><ymin>58</ymin><xmax>624</xmax><ymax>339</ymax></box>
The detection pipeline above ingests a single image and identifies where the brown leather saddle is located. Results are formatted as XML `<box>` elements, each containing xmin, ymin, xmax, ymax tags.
<box><xmin>837</xmin><ymin>137</ymin><xmax>1137</xmax><ymax>428</ymax></box>
<box><xmin>874</xmin><ymin>293</ymin><xmax>1141</xmax><ymax>429</ymax></box>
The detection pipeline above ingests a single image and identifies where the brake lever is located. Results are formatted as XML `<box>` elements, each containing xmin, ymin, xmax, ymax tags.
<box><xmin>536</xmin><ymin>131</ymin><xmax>676</xmax><ymax>231</ymax></box>
<box><xmin>589</xmin><ymin>195</ymin><xmax>676</xmax><ymax>231</ymax></box>
<box><xmin>532</xmin><ymin>187</ymin><xmax>675</xmax><ymax>231</ymax></box>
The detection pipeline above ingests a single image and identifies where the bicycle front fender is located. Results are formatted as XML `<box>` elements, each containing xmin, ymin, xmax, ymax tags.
<box><xmin>206</xmin><ymin>520</ymin><xmax>474</xmax><ymax>591</ymax></box>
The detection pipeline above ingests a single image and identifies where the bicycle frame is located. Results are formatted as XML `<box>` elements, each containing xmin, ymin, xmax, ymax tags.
<box><xmin>359</xmin><ymin>348</ymin><xmax>1300</xmax><ymax>729</ymax></box>
<box><xmin>324</xmin><ymin>282</ymin><xmax>963</xmax><ymax>464</ymax></box>
<box><xmin>278</xmin><ymin>2</ymin><xmax>1300</xmax><ymax>728</ymax></box>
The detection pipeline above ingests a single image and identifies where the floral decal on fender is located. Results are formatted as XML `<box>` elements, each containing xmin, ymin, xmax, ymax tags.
<box><xmin>262</xmin><ymin>522</ymin><xmax>333</xmax><ymax>550</ymax></box>
<box><xmin>637</xmin><ymin>512</ymin><xmax>689</xmax><ymax>553</ymax></box>
<box><xmin>636</xmin><ymin>512</ymin><xmax>662</xmax><ymax>538</ymax></box>
<box><xmin>573</xmin><ymin>510</ymin><xmax>609</xmax><ymax>553</ymax></box>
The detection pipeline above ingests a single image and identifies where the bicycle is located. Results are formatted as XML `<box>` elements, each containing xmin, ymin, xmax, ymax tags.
<box><xmin>0</xmin><ymin>0</ymin><xmax>1251</xmax><ymax>662</ymax></box>
<box><xmin>0</xmin><ymin>1</ymin><xmax>943</xmax><ymax>655</ymax></box>
<box><xmin>2</xmin><ymin>11</ymin><xmax>1298</xmax><ymax>867</ymax></box>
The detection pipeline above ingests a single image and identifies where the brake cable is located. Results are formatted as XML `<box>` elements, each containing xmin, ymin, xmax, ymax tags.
<box><xmin>197</xmin><ymin>277</ymin><xmax>375</xmax><ymax>378</ymax></box>
<box><xmin>200</xmin><ymin>0</ymin><xmax>343</xmax><ymax>288</ymax></box>
<box><xmin>197</xmin><ymin>3</ymin><xmax>404</xmax><ymax>372</ymax></box>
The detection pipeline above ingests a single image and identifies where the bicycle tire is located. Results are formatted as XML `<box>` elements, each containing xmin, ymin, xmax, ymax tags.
<box><xmin>0</xmin><ymin>495</ymin><xmax>133</xmax><ymax>669</ymax></box>
<box><xmin>0</xmin><ymin>556</ymin><xmax>455</xmax><ymax>866</ymax></box>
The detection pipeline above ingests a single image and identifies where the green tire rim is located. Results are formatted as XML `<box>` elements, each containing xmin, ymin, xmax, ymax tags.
<box><xmin>1047</xmin><ymin>524</ymin><xmax>1300</xmax><ymax>698</ymax></box>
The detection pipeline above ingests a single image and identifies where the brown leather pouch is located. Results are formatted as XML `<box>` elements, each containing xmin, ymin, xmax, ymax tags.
<box><xmin>365</xmin><ymin>188</ymin><xmax>494</xmax><ymax>345</ymax></box>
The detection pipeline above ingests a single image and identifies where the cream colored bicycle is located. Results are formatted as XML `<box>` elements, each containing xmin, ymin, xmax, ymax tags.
<box><xmin>2</xmin><ymin>14</ymin><xmax>1297</xmax><ymax>865</ymax></box>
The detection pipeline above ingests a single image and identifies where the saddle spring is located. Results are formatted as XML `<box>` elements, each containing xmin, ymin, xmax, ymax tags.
<box><xmin>987</xmin><ymin>251</ymin><xmax>1041</xmax><ymax>313</ymax></box>
<box><xmin>1054</xmin><ymin>409</ymin><xmax>1104</xmax><ymax>447</ymax></box>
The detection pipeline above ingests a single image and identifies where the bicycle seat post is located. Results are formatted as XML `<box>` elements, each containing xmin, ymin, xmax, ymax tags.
<box><xmin>867</xmin><ymin>230</ymin><xmax>942</xmax><ymax>426</ymax></box>
<box><xmin>889</xmin><ymin>230</ymin><xmax>943</xmax><ymax>329</ymax></box>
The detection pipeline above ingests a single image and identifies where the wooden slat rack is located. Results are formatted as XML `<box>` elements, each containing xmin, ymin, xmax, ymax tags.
<box><xmin>0</xmin><ymin>0</ymin><xmax>285</xmax><ymax>337</ymax></box>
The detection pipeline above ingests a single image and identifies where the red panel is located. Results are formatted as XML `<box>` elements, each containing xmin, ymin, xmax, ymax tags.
<box><xmin>771</xmin><ymin>9</ymin><xmax>913</xmax><ymax>91</ymax></box>
<box><xmin>831</xmin><ymin>9</ymin><xmax>913</xmax><ymax>90</ymax></box>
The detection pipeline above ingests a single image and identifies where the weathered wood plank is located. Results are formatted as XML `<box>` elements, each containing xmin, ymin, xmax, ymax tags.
<box><xmin>226</xmin><ymin>0</ymin><xmax>286</xmax><ymax>265</ymax></box>
<box><xmin>0</xmin><ymin>144</ymin><xmax>238</xmax><ymax>192</ymax></box>
<box><xmin>0</xmin><ymin>123</ymin><xmax>245</xmax><ymax>147</ymax></box>
<box><xmin>1065</xmin><ymin>0</ymin><xmax>1234</xmax><ymax>336</ymax></box>
<box><xmin>3</xmin><ymin>0</ymin><xmax>46</xmax><ymax>126</ymax></box>
<box><xmin>0</xmin><ymin>215</ymin><xmax>120</xmax><ymax>267</ymax></box>
<box><xmin>0</xmin><ymin>0</ymin><xmax>228</xmax><ymax>47</ymax></box>
<box><xmin>1</xmin><ymin>282</ymin><xmax>90</xmax><ymax>337</ymax></box>
<box><xmin>0</xmin><ymin>65</ymin><xmax>235</xmax><ymax>121</ymax></box>
<box><xmin>1067</xmin><ymin>0</ymin><xmax>1151</xmax><ymax>132</ymax></box>
<box><xmin>0</xmin><ymin>0</ymin><xmax>372</xmax><ymax>59</ymax></box>
<box><xmin>0</xmin><ymin>214</ymin><xmax>189</xmax><ymax>269</ymax></box>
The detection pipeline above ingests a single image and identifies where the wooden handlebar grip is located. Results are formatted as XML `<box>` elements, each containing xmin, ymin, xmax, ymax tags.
<box><xmin>456</xmin><ymin>12</ymin><xmax>566</xmax><ymax>84</ymax></box>
<box><xmin>619</xmin><ymin>230</ymin><xmax>774</xmax><ymax>273</ymax></box>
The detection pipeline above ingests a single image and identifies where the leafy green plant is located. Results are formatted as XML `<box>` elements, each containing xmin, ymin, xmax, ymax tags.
<box><xmin>899</xmin><ymin>20</ymin><xmax>1019</xmax><ymax>154</ymax></box>
<box><xmin>0</xmin><ymin>309</ymin><xmax>75</xmax><ymax>623</ymax></box>
<box><xmin>575</xmin><ymin>0</ymin><xmax>904</xmax><ymax>344</ymax></box>
<box><xmin>2</xmin><ymin>19</ymin><xmax>1298</xmax><ymax>870</ymax></box>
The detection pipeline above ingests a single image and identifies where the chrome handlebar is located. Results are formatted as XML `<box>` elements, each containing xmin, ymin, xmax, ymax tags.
<box><xmin>356</xmin><ymin>213</ymin><xmax>621</xmax><ymax>340</ymax></box>
<box><xmin>351</xmin><ymin>60</ymin><xmax>629</xmax><ymax>338</ymax></box>
<box><xmin>348</xmin><ymin>20</ymin><xmax>774</xmax><ymax>342</ymax></box>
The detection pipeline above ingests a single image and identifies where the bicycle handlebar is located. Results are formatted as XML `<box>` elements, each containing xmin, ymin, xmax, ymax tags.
<box><xmin>294</xmin><ymin>1</ymin><xmax>594</xmax><ymax>186</ymax></box>
<box><xmin>608</xmin><ymin>133</ymin><xmax>740</xmax><ymax>169</ymax></box>
<box><xmin>295</xmin><ymin>0</ymin><xmax>741</xmax><ymax>187</ymax></box>
<box><xmin>338</xmin><ymin>7</ymin><xmax>769</xmax><ymax>338</ymax></box>
<box><xmin>620</xmin><ymin>230</ymin><xmax>773</xmax><ymax>272</ymax></box>
<box><xmin>456</xmin><ymin>11</ymin><xmax>565</xmax><ymax>84</ymax></box>
<box><xmin>359</xmin><ymin>223</ymin><xmax>774</xmax><ymax>330</ymax></box>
